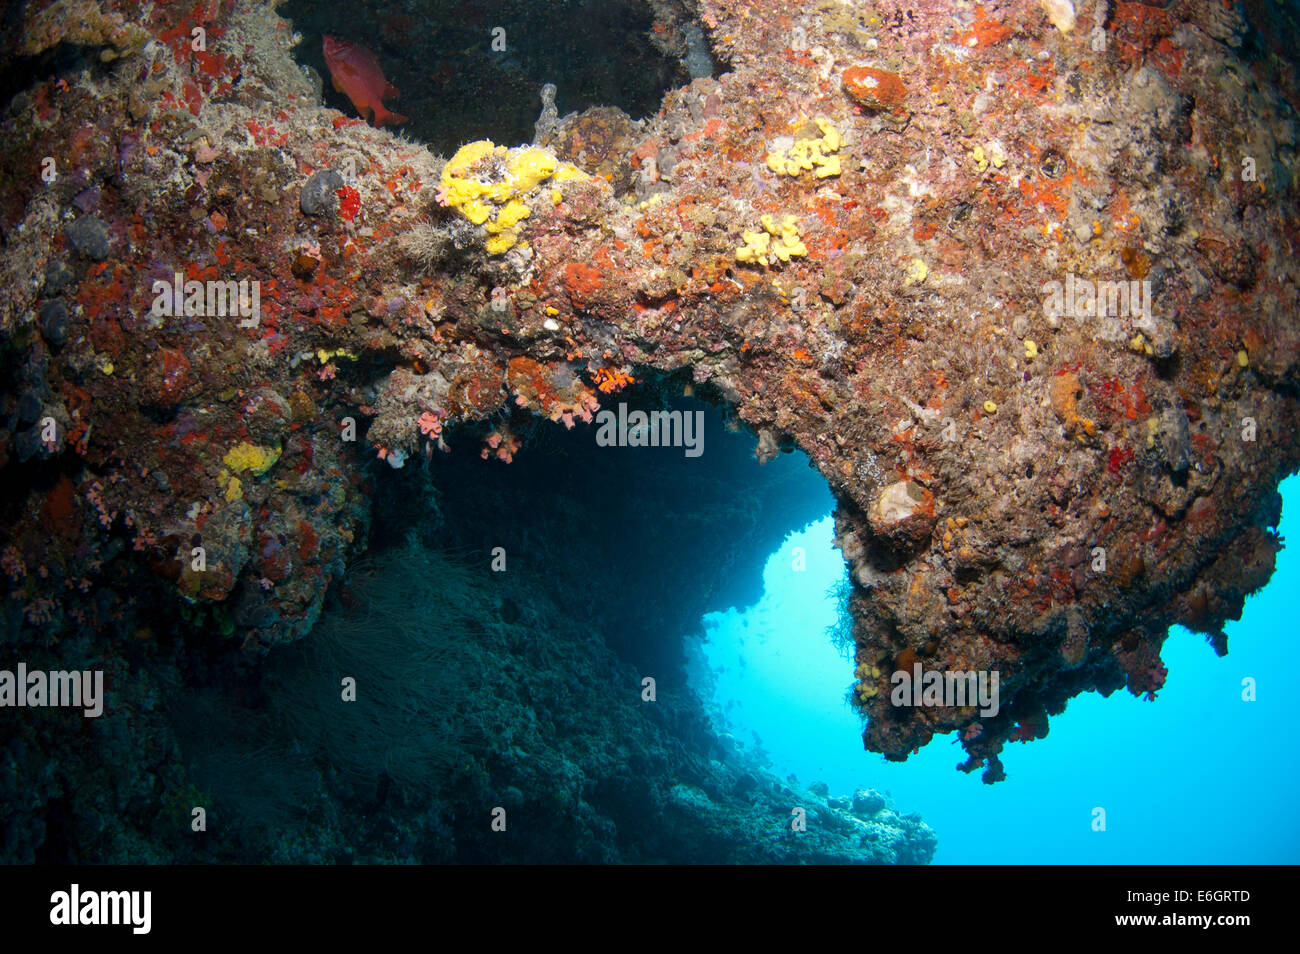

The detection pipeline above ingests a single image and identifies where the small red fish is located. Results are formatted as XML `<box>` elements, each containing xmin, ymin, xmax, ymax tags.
<box><xmin>322</xmin><ymin>35</ymin><xmax>408</xmax><ymax>127</ymax></box>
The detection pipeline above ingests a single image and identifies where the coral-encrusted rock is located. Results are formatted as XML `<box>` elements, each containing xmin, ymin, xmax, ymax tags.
<box><xmin>868</xmin><ymin>480</ymin><xmax>936</xmax><ymax>547</ymax></box>
<box><xmin>1195</xmin><ymin>232</ymin><xmax>1258</xmax><ymax>289</ymax></box>
<box><xmin>142</xmin><ymin>347</ymin><xmax>192</xmax><ymax>407</ymax></box>
<box><xmin>178</xmin><ymin>500</ymin><xmax>253</xmax><ymax>603</ymax></box>
<box><xmin>562</xmin><ymin>262</ymin><xmax>603</xmax><ymax>306</ymax></box>
<box><xmin>548</xmin><ymin>106</ymin><xmax>639</xmax><ymax>195</ymax></box>
<box><xmin>2</xmin><ymin>0</ymin><xmax>1299</xmax><ymax>787</ymax></box>
<box><xmin>1039</xmin><ymin>0</ymin><xmax>1077</xmax><ymax>33</ymax></box>
<box><xmin>842</xmin><ymin>66</ymin><xmax>908</xmax><ymax>120</ymax></box>
<box><xmin>852</xmin><ymin>789</ymin><xmax>886</xmax><ymax>816</ymax></box>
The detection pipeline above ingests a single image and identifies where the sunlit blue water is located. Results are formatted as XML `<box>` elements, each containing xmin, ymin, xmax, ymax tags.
<box><xmin>695</xmin><ymin>477</ymin><xmax>1300</xmax><ymax>863</ymax></box>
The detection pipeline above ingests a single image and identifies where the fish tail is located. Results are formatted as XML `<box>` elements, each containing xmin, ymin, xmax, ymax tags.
<box><xmin>372</xmin><ymin>105</ymin><xmax>408</xmax><ymax>127</ymax></box>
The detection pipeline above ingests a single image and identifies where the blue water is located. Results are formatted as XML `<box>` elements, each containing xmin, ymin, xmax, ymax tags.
<box><xmin>695</xmin><ymin>477</ymin><xmax>1300</xmax><ymax>863</ymax></box>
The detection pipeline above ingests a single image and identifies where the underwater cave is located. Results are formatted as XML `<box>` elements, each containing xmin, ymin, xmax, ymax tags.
<box><xmin>165</xmin><ymin>381</ymin><xmax>939</xmax><ymax>863</ymax></box>
<box><xmin>1</xmin><ymin>0</ymin><xmax>1299</xmax><ymax>889</ymax></box>
<box><xmin>280</xmin><ymin>0</ymin><xmax>710</xmax><ymax>153</ymax></box>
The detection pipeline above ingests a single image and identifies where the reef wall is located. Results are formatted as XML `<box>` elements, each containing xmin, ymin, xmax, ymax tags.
<box><xmin>1</xmin><ymin>0</ymin><xmax>1298</xmax><ymax>795</ymax></box>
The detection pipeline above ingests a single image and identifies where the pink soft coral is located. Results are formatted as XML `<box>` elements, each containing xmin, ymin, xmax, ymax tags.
<box><xmin>417</xmin><ymin>411</ymin><xmax>443</xmax><ymax>438</ymax></box>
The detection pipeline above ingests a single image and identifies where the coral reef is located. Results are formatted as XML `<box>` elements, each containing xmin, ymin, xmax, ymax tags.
<box><xmin>0</xmin><ymin>0</ymin><xmax>1297</xmax><ymax>853</ymax></box>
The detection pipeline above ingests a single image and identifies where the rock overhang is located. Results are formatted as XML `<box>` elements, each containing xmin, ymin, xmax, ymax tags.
<box><xmin>0</xmin><ymin>0</ymin><xmax>1297</xmax><ymax>781</ymax></box>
